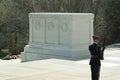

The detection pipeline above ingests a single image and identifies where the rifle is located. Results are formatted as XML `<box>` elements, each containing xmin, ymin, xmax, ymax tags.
<box><xmin>101</xmin><ymin>37</ymin><xmax>106</xmax><ymax>60</ymax></box>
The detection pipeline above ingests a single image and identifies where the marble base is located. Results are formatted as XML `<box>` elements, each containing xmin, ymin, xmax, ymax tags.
<box><xmin>21</xmin><ymin>44</ymin><xmax>89</xmax><ymax>62</ymax></box>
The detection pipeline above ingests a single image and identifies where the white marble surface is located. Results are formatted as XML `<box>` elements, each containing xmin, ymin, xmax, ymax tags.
<box><xmin>21</xmin><ymin>13</ymin><xmax>94</xmax><ymax>62</ymax></box>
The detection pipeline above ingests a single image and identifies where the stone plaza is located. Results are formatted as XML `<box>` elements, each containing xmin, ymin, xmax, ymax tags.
<box><xmin>0</xmin><ymin>46</ymin><xmax>120</xmax><ymax>80</ymax></box>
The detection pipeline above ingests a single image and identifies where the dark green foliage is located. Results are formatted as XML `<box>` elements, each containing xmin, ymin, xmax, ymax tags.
<box><xmin>105</xmin><ymin>0</ymin><xmax>120</xmax><ymax>44</ymax></box>
<box><xmin>0</xmin><ymin>52</ymin><xmax>8</xmax><ymax>59</ymax></box>
<box><xmin>0</xmin><ymin>0</ymin><xmax>29</xmax><ymax>54</ymax></box>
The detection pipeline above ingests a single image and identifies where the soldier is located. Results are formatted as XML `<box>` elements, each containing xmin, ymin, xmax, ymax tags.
<box><xmin>89</xmin><ymin>35</ymin><xmax>105</xmax><ymax>80</ymax></box>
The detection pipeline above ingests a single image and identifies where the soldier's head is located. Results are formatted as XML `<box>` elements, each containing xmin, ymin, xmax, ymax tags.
<box><xmin>93</xmin><ymin>35</ymin><xmax>100</xmax><ymax>44</ymax></box>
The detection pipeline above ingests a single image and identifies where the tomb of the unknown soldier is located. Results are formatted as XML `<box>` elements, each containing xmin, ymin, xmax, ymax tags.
<box><xmin>21</xmin><ymin>13</ymin><xmax>94</xmax><ymax>62</ymax></box>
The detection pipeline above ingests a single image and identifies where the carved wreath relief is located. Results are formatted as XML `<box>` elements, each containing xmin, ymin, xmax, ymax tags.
<box><xmin>35</xmin><ymin>21</ymin><xmax>41</xmax><ymax>30</ymax></box>
<box><xmin>33</xmin><ymin>19</ymin><xmax>69</xmax><ymax>31</ymax></box>
<box><xmin>47</xmin><ymin>22</ymin><xmax>54</xmax><ymax>31</ymax></box>
<box><xmin>32</xmin><ymin>18</ymin><xmax>70</xmax><ymax>44</ymax></box>
<box><xmin>61</xmin><ymin>22</ymin><xmax>69</xmax><ymax>32</ymax></box>
<box><xmin>32</xmin><ymin>19</ymin><xmax>41</xmax><ymax>30</ymax></box>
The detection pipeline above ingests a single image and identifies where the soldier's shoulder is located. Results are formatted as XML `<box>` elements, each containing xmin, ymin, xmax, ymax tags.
<box><xmin>89</xmin><ymin>44</ymin><xmax>94</xmax><ymax>48</ymax></box>
<box><xmin>89</xmin><ymin>43</ymin><xmax>94</xmax><ymax>46</ymax></box>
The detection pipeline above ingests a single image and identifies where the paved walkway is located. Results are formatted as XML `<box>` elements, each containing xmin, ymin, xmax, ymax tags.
<box><xmin>0</xmin><ymin>46</ymin><xmax>120</xmax><ymax>80</ymax></box>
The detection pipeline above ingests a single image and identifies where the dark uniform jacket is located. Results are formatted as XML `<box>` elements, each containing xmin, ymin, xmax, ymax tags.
<box><xmin>89</xmin><ymin>43</ymin><xmax>103</xmax><ymax>66</ymax></box>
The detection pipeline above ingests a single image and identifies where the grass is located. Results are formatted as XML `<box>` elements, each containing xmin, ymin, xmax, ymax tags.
<box><xmin>1</xmin><ymin>49</ymin><xmax>9</xmax><ymax>53</ymax></box>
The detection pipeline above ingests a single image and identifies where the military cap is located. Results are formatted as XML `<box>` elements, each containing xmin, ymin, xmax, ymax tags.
<box><xmin>92</xmin><ymin>35</ymin><xmax>100</xmax><ymax>40</ymax></box>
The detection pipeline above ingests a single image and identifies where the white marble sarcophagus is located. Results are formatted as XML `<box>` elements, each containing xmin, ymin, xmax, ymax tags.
<box><xmin>21</xmin><ymin>13</ymin><xmax>94</xmax><ymax>62</ymax></box>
